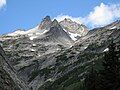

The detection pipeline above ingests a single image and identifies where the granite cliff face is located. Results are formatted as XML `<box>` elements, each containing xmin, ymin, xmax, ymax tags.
<box><xmin>60</xmin><ymin>18</ymin><xmax>88</xmax><ymax>35</ymax></box>
<box><xmin>0</xmin><ymin>16</ymin><xmax>120</xmax><ymax>90</ymax></box>
<box><xmin>60</xmin><ymin>18</ymin><xmax>88</xmax><ymax>40</ymax></box>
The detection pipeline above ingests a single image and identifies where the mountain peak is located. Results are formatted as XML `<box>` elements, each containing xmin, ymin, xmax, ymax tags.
<box><xmin>51</xmin><ymin>19</ymin><xmax>61</xmax><ymax>28</ymax></box>
<box><xmin>60</xmin><ymin>18</ymin><xmax>88</xmax><ymax>37</ymax></box>
<box><xmin>43</xmin><ymin>15</ymin><xmax>51</xmax><ymax>21</ymax></box>
<box><xmin>52</xmin><ymin>19</ymin><xmax>59</xmax><ymax>24</ymax></box>
<box><xmin>64</xmin><ymin>18</ymin><xmax>73</xmax><ymax>22</ymax></box>
<box><xmin>38</xmin><ymin>16</ymin><xmax>52</xmax><ymax>30</ymax></box>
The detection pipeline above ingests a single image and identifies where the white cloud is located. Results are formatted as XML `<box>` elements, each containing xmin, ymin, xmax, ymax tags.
<box><xmin>87</xmin><ymin>3</ymin><xmax>120</xmax><ymax>28</ymax></box>
<box><xmin>0</xmin><ymin>0</ymin><xmax>6</xmax><ymax>9</ymax></box>
<box><xmin>54</xmin><ymin>3</ymin><xmax>120</xmax><ymax>28</ymax></box>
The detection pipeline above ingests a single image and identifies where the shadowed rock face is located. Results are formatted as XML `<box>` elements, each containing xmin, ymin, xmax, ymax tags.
<box><xmin>0</xmin><ymin>46</ymin><xmax>30</xmax><ymax>90</ymax></box>
<box><xmin>0</xmin><ymin>68</ymin><xmax>19</xmax><ymax>90</ymax></box>
<box><xmin>45</xmin><ymin>19</ymin><xmax>73</xmax><ymax>46</ymax></box>
<box><xmin>0</xmin><ymin>46</ymin><xmax>20</xmax><ymax>90</ymax></box>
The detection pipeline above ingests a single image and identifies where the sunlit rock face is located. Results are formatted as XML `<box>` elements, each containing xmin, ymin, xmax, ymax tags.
<box><xmin>38</xmin><ymin>16</ymin><xmax>52</xmax><ymax>30</ymax></box>
<box><xmin>60</xmin><ymin>18</ymin><xmax>88</xmax><ymax>37</ymax></box>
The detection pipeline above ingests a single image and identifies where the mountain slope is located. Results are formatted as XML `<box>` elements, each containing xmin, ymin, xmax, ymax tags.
<box><xmin>0</xmin><ymin>45</ymin><xmax>29</xmax><ymax>90</ymax></box>
<box><xmin>38</xmin><ymin>21</ymin><xmax>120</xmax><ymax>90</ymax></box>
<box><xmin>0</xmin><ymin>16</ymin><xmax>120</xmax><ymax>90</ymax></box>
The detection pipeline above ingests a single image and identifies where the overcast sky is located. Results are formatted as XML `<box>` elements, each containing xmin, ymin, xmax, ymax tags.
<box><xmin>0</xmin><ymin>0</ymin><xmax>120</xmax><ymax>34</ymax></box>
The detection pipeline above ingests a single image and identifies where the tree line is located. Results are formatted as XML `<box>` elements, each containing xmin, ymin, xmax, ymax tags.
<box><xmin>85</xmin><ymin>41</ymin><xmax>120</xmax><ymax>90</ymax></box>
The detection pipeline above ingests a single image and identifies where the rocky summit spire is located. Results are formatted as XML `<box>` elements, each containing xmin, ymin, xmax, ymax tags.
<box><xmin>64</xmin><ymin>18</ymin><xmax>73</xmax><ymax>22</ymax></box>
<box><xmin>38</xmin><ymin>15</ymin><xmax>52</xmax><ymax>30</ymax></box>
<box><xmin>51</xmin><ymin>19</ymin><xmax>61</xmax><ymax>29</ymax></box>
<box><xmin>43</xmin><ymin>16</ymin><xmax>51</xmax><ymax>21</ymax></box>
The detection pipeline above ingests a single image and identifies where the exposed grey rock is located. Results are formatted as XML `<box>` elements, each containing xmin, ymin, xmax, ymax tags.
<box><xmin>60</xmin><ymin>18</ymin><xmax>88</xmax><ymax>36</ymax></box>
<box><xmin>0</xmin><ymin>45</ymin><xmax>29</xmax><ymax>90</ymax></box>
<box><xmin>0</xmin><ymin>16</ymin><xmax>120</xmax><ymax>90</ymax></box>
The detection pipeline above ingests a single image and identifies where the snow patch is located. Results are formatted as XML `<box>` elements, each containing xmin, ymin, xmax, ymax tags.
<box><xmin>84</xmin><ymin>46</ymin><xmax>88</xmax><ymax>49</ymax></box>
<box><xmin>7</xmin><ymin>30</ymin><xmax>26</xmax><ymax>36</ymax></box>
<box><xmin>46</xmin><ymin>78</ymin><xmax>54</xmax><ymax>82</ymax></box>
<box><xmin>38</xmin><ymin>54</ymin><xmax>41</xmax><ymax>57</ymax></box>
<box><xmin>30</xmin><ymin>49</ymin><xmax>36</xmax><ymax>52</ymax></box>
<box><xmin>69</xmin><ymin>32</ymin><xmax>80</xmax><ymax>41</ymax></box>
<box><xmin>25</xmin><ymin>25</ymin><xmax>39</xmax><ymax>34</ymax></box>
<box><xmin>63</xmin><ymin>29</ymin><xmax>67</xmax><ymax>33</ymax></box>
<box><xmin>32</xmin><ymin>44</ymin><xmax>36</xmax><ymax>46</ymax></box>
<box><xmin>35</xmin><ymin>30</ymin><xmax>48</xmax><ymax>35</ymax></box>
<box><xmin>29</xmin><ymin>36</ymin><xmax>38</xmax><ymax>40</ymax></box>
<box><xmin>63</xmin><ymin>28</ymin><xmax>80</xmax><ymax>41</ymax></box>
<box><xmin>29</xmin><ymin>30</ymin><xmax>48</xmax><ymax>40</ymax></box>
<box><xmin>7</xmin><ymin>25</ymin><xmax>49</xmax><ymax>37</ymax></box>
<box><xmin>103</xmin><ymin>48</ymin><xmax>109</xmax><ymax>52</ymax></box>
<box><xmin>7</xmin><ymin>26</ymin><xmax>39</xmax><ymax>36</ymax></box>
<box><xmin>110</xmin><ymin>26</ymin><xmax>117</xmax><ymax>29</ymax></box>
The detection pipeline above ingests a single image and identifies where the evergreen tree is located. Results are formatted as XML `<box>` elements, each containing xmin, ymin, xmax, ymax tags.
<box><xmin>84</xmin><ymin>60</ymin><xmax>100</xmax><ymax>90</ymax></box>
<box><xmin>99</xmin><ymin>41</ymin><xmax>120</xmax><ymax>90</ymax></box>
<box><xmin>85</xmin><ymin>41</ymin><xmax>120</xmax><ymax>90</ymax></box>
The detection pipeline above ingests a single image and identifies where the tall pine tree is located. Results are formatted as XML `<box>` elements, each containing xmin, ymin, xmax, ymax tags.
<box><xmin>84</xmin><ymin>60</ymin><xmax>100</xmax><ymax>90</ymax></box>
<box><xmin>99</xmin><ymin>41</ymin><xmax>120</xmax><ymax>90</ymax></box>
